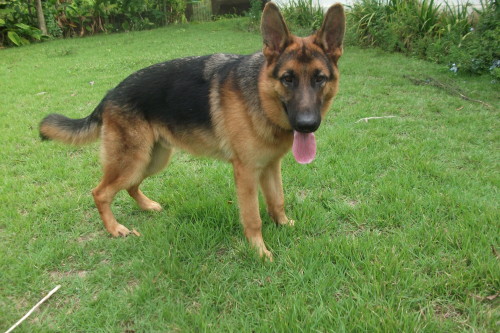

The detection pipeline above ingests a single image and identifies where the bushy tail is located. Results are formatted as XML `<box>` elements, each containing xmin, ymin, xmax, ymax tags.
<box><xmin>39</xmin><ymin>103</ymin><xmax>104</xmax><ymax>145</ymax></box>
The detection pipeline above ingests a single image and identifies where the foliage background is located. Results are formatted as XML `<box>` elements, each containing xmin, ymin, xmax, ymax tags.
<box><xmin>0</xmin><ymin>0</ymin><xmax>186</xmax><ymax>46</ymax></box>
<box><xmin>347</xmin><ymin>0</ymin><xmax>500</xmax><ymax>78</ymax></box>
<box><xmin>246</xmin><ymin>0</ymin><xmax>500</xmax><ymax>78</ymax></box>
<box><xmin>2</xmin><ymin>0</ymin><xmax>499</xmax><ymax>79</ymax></box>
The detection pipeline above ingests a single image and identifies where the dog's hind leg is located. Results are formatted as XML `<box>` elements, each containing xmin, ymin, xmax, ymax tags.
<box><xmin>127</xmin><ymin>143</ymin><xmax>173</xmax><ymax>211</ymax></box>
<box><xmin>260</xmin><ymin>159</ymin><xmax>294</xmax><ymax>226</ymax></box>
<box><xmin>92</xmin><ymin>112</ymin><xmax>155</xmax><ymax>237</ymax></box>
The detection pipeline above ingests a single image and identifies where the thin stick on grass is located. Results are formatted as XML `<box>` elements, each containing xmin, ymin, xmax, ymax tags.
<box><xmin>5</xmin><ymin>285</ymin><xmax>61</xmax><ymax>333</ymax></box>
<box><xmin>403</xmin><ymin>75</ymin><xmax>493</xmax><ymax>109</ymax></box>
<box><xmin>355</xmin><ymin>115</ymin><xmax>398</xmax><ymax>123</ymax></box>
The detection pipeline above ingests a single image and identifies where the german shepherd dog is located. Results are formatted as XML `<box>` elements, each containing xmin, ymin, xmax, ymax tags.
<box><xmin>39</xmin><ymin>2</ymin><xmax>345</xmax><ymax>260</ymax></box>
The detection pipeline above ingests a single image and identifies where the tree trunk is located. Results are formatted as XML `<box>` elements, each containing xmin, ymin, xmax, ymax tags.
<box><xmin>164</xmin><ymin>0</ymin><xmax>168</xmax><ymax>26</ymax></box>
<box><xmin>35</xmin><ymin>0</ymin><xmax>48</xmax><ymax>35</ymax></box>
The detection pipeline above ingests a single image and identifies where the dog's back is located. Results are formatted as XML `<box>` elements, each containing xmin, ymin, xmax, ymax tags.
<box><xmin>40</xmin><ymin>53</ymin><xmax>265</xmax><ymax>148</ymax></box>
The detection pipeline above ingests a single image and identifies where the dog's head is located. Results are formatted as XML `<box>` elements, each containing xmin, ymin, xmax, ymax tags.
<box><xmin>260</xmin><ymin>2</ymin><xmax>345</xmax><ymax>163</ymax></box>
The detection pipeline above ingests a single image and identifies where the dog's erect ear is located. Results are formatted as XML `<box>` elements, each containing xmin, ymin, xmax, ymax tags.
<box><xmin>315</xmin><ymin>4</ymin><xmax>345</xmax><ymax>63</ymax></box>
<box><xmin>261</xmin><ymin>2</ymin><xmax>291</xmax><ymax>62</ymax></box>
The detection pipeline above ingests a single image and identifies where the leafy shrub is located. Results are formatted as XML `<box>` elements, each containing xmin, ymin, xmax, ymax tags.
<box><xmin>451</xmin><ymin>0</ymin><xmax>499</xmax><ymax>76</ymax></box>
<box><xmin>349</xmin><ymin>0</ymin><xmax>444</xmax><ymax>53</ymax></box>
<box><xmin>1</xmin><ymin>0</ymin><xmax>187</xmax><ymax>46</ymax></box>
<box><xmin>243</xmin><ymin>0</ymin><xmax>324</xmax><ymax>35</ymax></box>
<box><xmin>423</xmin><ymin>0</ymin><xmax>499</xmax><ymax>76</ymax></box>
<box><xmin>348</xmin><ymin>0</ymin><xmax>500</xmax><ymax>78</ymax></box>
<box><xmin>281</xmin><ymin>0</ymin><xmax>324</xmax><ymax>35</ymax></box>
<box><xmin>245</xmin><ymin>0</ymin><xmax>262</xmax><ymax>31</ymax></box>
<box><xmin>0</xmin><ymin>0</ymin><xmax>44</xmax><ymax>46</ymax></box>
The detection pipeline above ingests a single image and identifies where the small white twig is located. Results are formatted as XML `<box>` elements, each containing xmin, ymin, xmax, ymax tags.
<box><xmin>355</xmin><ymin>115</ymin><xmax>398</xmax><ymax>123</ymax></box>
<box><xmin>5</xmin><ymin>285</ymin><xmax>61</xmax><ymax>333</ymax></box>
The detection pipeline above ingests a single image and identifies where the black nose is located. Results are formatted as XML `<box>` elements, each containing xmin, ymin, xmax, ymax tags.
<box><xmin>294</xmin><ymin>113</ymin><xmax>321</xmax><ymax>133</ymax></box>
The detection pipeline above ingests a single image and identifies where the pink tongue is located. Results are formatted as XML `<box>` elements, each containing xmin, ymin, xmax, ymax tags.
<box><xmin>292</xmin><ymin>131</ymin><xmax>316</xmax><ymax>164</ymax></box>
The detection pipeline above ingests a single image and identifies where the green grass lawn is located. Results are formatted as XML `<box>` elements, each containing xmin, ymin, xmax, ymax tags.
<box><xmin>1</xmin><ymin>19</ymin><xmax>498</xmax><ymax>332</ymax></box>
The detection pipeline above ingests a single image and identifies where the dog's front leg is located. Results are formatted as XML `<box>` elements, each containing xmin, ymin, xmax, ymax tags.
<box><xmin>232</xmin><ymin>159</ymin><xmax>272</xmax><ymax>261</ymax></box>
<box><xmin>260</xmin><ymin>159</ymin><xmax>294</xmax><ymax>227</ymax></box>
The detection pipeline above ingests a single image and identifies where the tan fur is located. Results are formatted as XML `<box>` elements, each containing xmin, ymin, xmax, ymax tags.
<box><xmin>40</xmin><ymin>120</ymin><xmax>100</xmax><ymax>145</ymax></box>
<box><xmin>92</xmin><ymin>106</ymin><xmax>161</xmax><ymax>236</ymax></box>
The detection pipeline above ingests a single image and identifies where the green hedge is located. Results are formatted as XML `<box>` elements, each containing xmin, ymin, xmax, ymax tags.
<box><xmin>0</xmin><ymin>0</ymin><xmax>186</xmax><ymax>47</ymax></box>
<box><xmin>347</xmin><ymin>0</ymin><xmax>500</xmax><ymax>78</ymax></box>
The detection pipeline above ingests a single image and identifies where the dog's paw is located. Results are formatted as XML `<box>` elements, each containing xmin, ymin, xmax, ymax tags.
<box><xmin>276</xmin><ymin>217</ymin><xmax>295</xmax><ymax>227</ymax></box>
<box><xmin>109</xmin><ymin>224</ymin><xmax>131</xmax><ymax>237</ymax></box>
<box><xmin>249</xmin><ymin>236</ymin><xmax>274</xmax><ymax>262</ymax></box>
<box><xmin>141</xmin><ymin>200</ymin><xmax>163</xmax><ymax>212</ymax></box>
<box><xmin>260</xmin><ymin>248</ymin><xmax>274</xmax><ymax>262</ymax></box>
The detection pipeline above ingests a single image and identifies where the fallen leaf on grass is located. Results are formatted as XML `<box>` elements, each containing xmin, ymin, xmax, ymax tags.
<box><xmin>491</xmin><ymin>245</ymin><xmax>499</xmax><ymax>259</ymax></box>
<box><xmin>471</xmin><ymin>293</ymin><xmax>499</xmax><ymax>302</ymax></box>
<box><xmin>152</xmin><ymin>271</ymin><xmax>162</xmax><ymax>284</ymax></box>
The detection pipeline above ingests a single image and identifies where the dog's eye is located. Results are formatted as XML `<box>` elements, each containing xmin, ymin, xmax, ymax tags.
<box><xmin>281</xmin><ymin>75</ymin><xmax>294</xmax><ymax>86</ymax></box>
<box><xmin>315</xmin><ymin>75</ymin><xmax>327</xmax><ymax>85</ymax></box>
